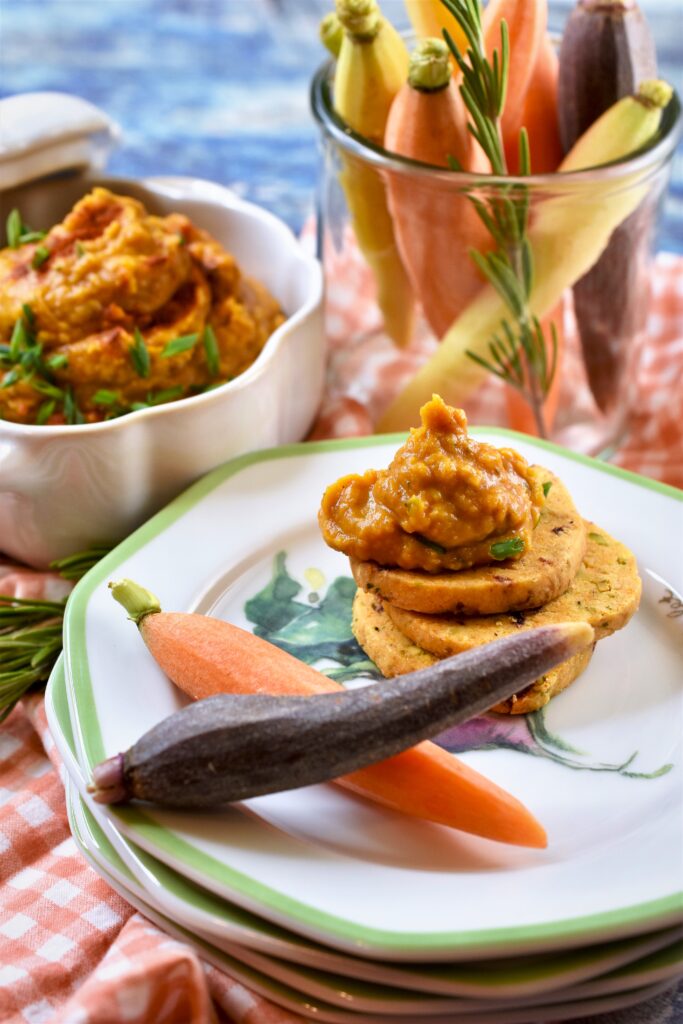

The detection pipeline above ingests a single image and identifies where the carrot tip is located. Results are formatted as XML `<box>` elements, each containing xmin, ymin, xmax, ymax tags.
<box><xmin>89</xmin><ymin>753</ymin><xmax>127</xmax><ymax>804</ymax></box>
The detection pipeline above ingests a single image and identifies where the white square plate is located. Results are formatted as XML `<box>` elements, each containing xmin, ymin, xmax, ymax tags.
<box><xmin>63</xmin><ymin>432</ymin><xmax>683</xmax><ymax>960</ymax></box>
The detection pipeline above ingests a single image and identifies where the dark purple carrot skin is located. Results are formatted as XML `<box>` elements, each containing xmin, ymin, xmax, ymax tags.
<box><xmin>558</xmin><ymin>0</ymin><xmax>658</xmax><ymax>414</ymax></box>
<box><xmin>558</xmin><ymin>0</ymin><xmax>657</xmax><ymax>153</ymax></box>
<box><xmin>88</xmin><ymin>622</ymin><xmax>592</xmax><ymax>809</ymax></box>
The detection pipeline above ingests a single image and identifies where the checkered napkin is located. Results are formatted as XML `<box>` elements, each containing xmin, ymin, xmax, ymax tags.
<box><xmin>309</xmin><ymin>244</ymin><xmax>683</xmax><ymax>488</ymax></box>
<box><xmin>1</xmin><ymin>255</ymin><xmax>682</xmax><ymax>1024</ymax></box>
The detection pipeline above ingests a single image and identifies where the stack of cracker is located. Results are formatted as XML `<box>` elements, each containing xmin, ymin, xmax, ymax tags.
<box><xmin>351</xmin><ymin>471</ymin><xmax>642</xmax><ymax>713</ymax></box>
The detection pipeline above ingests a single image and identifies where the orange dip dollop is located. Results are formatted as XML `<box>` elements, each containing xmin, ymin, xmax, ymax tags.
<box><xmin>319</xmin><ymin>396</ymin><xmax>544</xmax><ymax>573</ymax></box>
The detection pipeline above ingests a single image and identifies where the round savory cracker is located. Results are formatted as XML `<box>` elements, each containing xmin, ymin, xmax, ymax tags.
<box><xmin>351</xmin><ymin>589</ymin><xmax>595</xmax><ymax>715</ymax></box>
<box><xmin>385</xmin><ymin>523</ymin><xmax>641</xmax><ymax>659</ymax></box>
<box><xmin>352</xmin><ymin>588</ymin><xmax>438</xmax><ymax>679</ymax></box>
<box><xmin>492</xmin><ymin>645</ymin><xmax>594</xmax><ymax>714</ymax></box>
<box><xmin>350</xmin><ymin>471</ymin><xmax>586</xmax><ymax>615</ymax></box>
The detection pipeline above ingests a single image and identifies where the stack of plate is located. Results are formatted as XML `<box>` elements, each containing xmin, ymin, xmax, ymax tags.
<box><xmin>48</xmin><ymin>432</ymin><xmax>683</xmax><ymax>1023</ymax></box>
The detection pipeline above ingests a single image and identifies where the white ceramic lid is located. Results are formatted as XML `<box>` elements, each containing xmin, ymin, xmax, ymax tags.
<box><xmin>0</xmin><ymin>91</ymin><xmax>120</xmax><ymax>190</ymax></box>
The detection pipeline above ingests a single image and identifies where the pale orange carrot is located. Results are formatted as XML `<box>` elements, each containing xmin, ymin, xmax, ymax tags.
<box><xmin>110</xmin><ymin>580</ymin><xmax>547</xmax><ymax>848</ymax></box>
<box><xmin>384</xmin><ymin>39</ymin><xmax>492</xmax><ymax>338</ymax></box>
<box><xmin>482</xmin><ymin>0</ymin><xmax>547</xmax><ymax>159</ymax></box>
<box><xmin>506</xmin><ymin>35</ymin><xmax>563</xmax><ymax>174</ymax></box>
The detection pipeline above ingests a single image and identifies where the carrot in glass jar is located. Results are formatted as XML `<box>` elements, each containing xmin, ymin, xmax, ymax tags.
<box><xmin>384</xmin><ymin>38</ymin><xmax>491</xmax><ymax>338</ymax></box>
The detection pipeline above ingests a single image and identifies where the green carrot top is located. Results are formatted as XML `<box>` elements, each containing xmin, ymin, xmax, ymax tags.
<box><xmin>637</xmin><ymin>79</ymin><xmax>673</xmax><ymax>109</ymax></box>
<box><xmin>408</xmin><ymin>38</ymin><xmax>452</xmax><ymax>92</ymax></box>
<box><xmin>109</xmin><ymin>579</ymin><xmax>162</xmax><ymax>625</ymax></box>
<box><xmin>335</xmin><ymin>0</ymin><xmax>382</xmax><ymax>41</ymax></box>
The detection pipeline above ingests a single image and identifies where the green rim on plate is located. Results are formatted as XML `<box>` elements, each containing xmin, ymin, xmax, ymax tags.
<box><xmin>50</xmin><ymin>656</ymin><xmax>683</xmax><ymax>995</ymax></box>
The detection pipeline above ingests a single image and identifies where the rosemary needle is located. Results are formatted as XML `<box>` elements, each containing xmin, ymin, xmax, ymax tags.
<box><xmin>0</xmin><ymin>546</ymin><xmax>111</xmax><ymax>721</ymax></box>
<box><xmin>442</xmin><ymin>0</ymin><xmax>558</xmax><ymax>438</ymax></box>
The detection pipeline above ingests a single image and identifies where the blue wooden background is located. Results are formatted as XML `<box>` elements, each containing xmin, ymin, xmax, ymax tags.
<box><xmin>1</xmin><ymin>3</ymin><xmax>682</xmax><ymax>1022</ymax></box>
<box><xmin>1</xmin><ymin>0</ymin><xmax>681</xmax><ymax>250</ymax></box>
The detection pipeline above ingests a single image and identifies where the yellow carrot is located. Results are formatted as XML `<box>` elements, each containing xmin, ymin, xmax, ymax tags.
<box><xmin>320</xmin><ymin>11</ymin><xmax>344</xmax><ymax>57</ymax></box>
<box><xmin>333</xmin><ymin>0</ymin><xmax>415</xmax><ymax>346</ymax></box>
<box><xmin>404</xmin><ymin>0</ymin><xmax>469</xmax><ymax>55</ymax></box>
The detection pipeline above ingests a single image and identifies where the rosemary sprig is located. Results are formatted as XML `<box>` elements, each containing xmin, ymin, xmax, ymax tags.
<box><xmin>441</xmin><ymin>0</ymin><xmax>557</xmax><ymax>438</ymax></box>
<box><xmin>51</xmin><ymin>547</ymin><xmax>112</xmax><ymax>580</ymax></box>
<box><xmin>0</xmin><ymin>546</ymin><xmax>111</xmax><ymax>722</ymax></box>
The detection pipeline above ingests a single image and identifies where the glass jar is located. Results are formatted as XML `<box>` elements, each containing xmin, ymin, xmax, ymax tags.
<box><xmin>311</xmin><ymin>60</ymin><xmax>681</xmax><ymax>454</ymax></box>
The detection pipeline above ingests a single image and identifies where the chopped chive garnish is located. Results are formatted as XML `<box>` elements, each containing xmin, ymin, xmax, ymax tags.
<box><xmin>130</xmin><ymin>401</ymin><xmax>150</xmax><ymax>412</ymax></box>
<box><xmin>542</xmin><ymin>481</ymin><xmax>553</xmax><ymax>498</ymax></box>
<box><xmin>20</xmin><ymin>347</ymin><xmax>44</xmax><ymax>372</ymax></box>
<box><xmin>10</xmin><ymin>318</ymin><xmax>28</xmax><ymax>360</ymax></box>
<box><xmin>7</xmin><ymin>209</ymin><xmax>22</xmax><ymax>248</ymax></box>
<box><xmin>31</xmin><ymin>379</ymin><xmax>64</xmax><ymax>400</ymax></box>
<box><xmin>148</xmin><ymin>387</ymin><xmax>183</xmax><ymax>405</ymax></box>
<box><xmin>35</xmin><ymin>400</ymin><xmax>56</xmax><ymax>425</ymax></box>
<box><xmin>203</xmin><ymin>325</ymin><xmax>220</xmax><ymax>376</ymax></box>
<box><xmin>130</xmin><ymin>328</ymin><xmax>150</xmax><ymax>378</ymax></box>
<box><xmin>19</xmin><ymin>230</ymin><xmax>47</xmax><ymax>244</ymax></box>
<box><xmin>415</xmin><ymin>534</ymin><xmax>447</xmax><ymax>555</ymax></box>
<box><xmin>46</xmin><ymin>353</ymin><xmax>68</xmax><ymax>370</ymax></box>
<box><xmin>63</xmin><ymin>388</ymin><xmax>84</xmax><ymax>425</ymax></box>
<box><xmin>31</xmin><ymin>246</ymin><xmax>50</xmax><ymax>270</ymax></box>
<box><xmin>75</xmin><ymin>241</ymin><xmax>86</xmax><ymax>258</ymax></box>
<box><xmin>1</xmin><ymin>368</ymin><xmax>21</xmax><ymax>389</ymax></box>
<box><xmin>161</xmin><ymin>333</ymin><xmax>199</xmax><ymax>358</ymax></box>
<box><xmin>22</xmin><ymin>303</ymin><xmax>35</xmax><ymax>326</ymax></box>
<box><xmin>490</xmin><ymin>537</ymin><xmax>525</xmax><ymax>560</ymax></box>
<box><xmin>6</xmin><ymin>211</ymin><xmax>46</xmax><ymax>249</ymax></box>
<box><xmin>177</xmin><ymin>232</ymin><xmax>186</xmax><ymax>246</ymax></box>
<box><xmin>202</xmin><ymin>381</ymin><xmax>224</xmax><ymax>393</ymax></box>
<box><xmin>92</xmin><ymin>389</ymin><xmax>120</xmax><ymax>406</ymax></box>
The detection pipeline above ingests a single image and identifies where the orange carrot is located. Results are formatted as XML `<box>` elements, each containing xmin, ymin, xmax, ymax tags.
<box><xmin>482</xmin><ymin>0</ymin><xmax>547</xmax><ymax>159</ymax></box>
<box><xmin>384</xmin><ymin>39</ymin><xmax>492</xmax><ymax>339</ymax></box>
<box><xmin>506</xmin><ymin>35</ymin><xmax>563</xmax><ymax>174</ymax></box>
<box><xmin>111</xmin><ymin>581</ymin><xmax>547</xmax><ymax>848</ymax></box>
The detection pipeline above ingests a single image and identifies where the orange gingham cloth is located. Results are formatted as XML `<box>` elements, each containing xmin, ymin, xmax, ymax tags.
<box><xmin>1</xmin><ymin>252</ymin><xmax>682</xmax><ymax>1024</ymax></box>
<box><xmin>308</xmin><ymin>240</ymin><xmax>683</xmax><ymax>489</ymax></box>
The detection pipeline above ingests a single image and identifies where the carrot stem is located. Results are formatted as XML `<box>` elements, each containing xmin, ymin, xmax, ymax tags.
<box><xmin>408</xmin><ymin>38</ymin><xmax>452</xmax><ymax>92</ymax></box>
<box><xmin>109</xmin><ymin>579</ymin><xmax>161</xmax><ymax>626</ymax></box>
<box><xmin>335</xmin><ymin>0</ymin><xmax>381</xmax><ymax>40</ymax></box>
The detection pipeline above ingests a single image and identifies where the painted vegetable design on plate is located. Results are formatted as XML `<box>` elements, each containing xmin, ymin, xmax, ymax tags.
<box><xmin>245</xmin><ymin>553</ymin><xmax>672</xmax><ymax>781</ymax></box>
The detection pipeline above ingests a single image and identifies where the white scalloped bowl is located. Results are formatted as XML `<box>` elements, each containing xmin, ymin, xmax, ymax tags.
<box><xmin>0</xmin><ymin>174</ymin><xmax>324</xmax><ymax>567</ymax></box>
